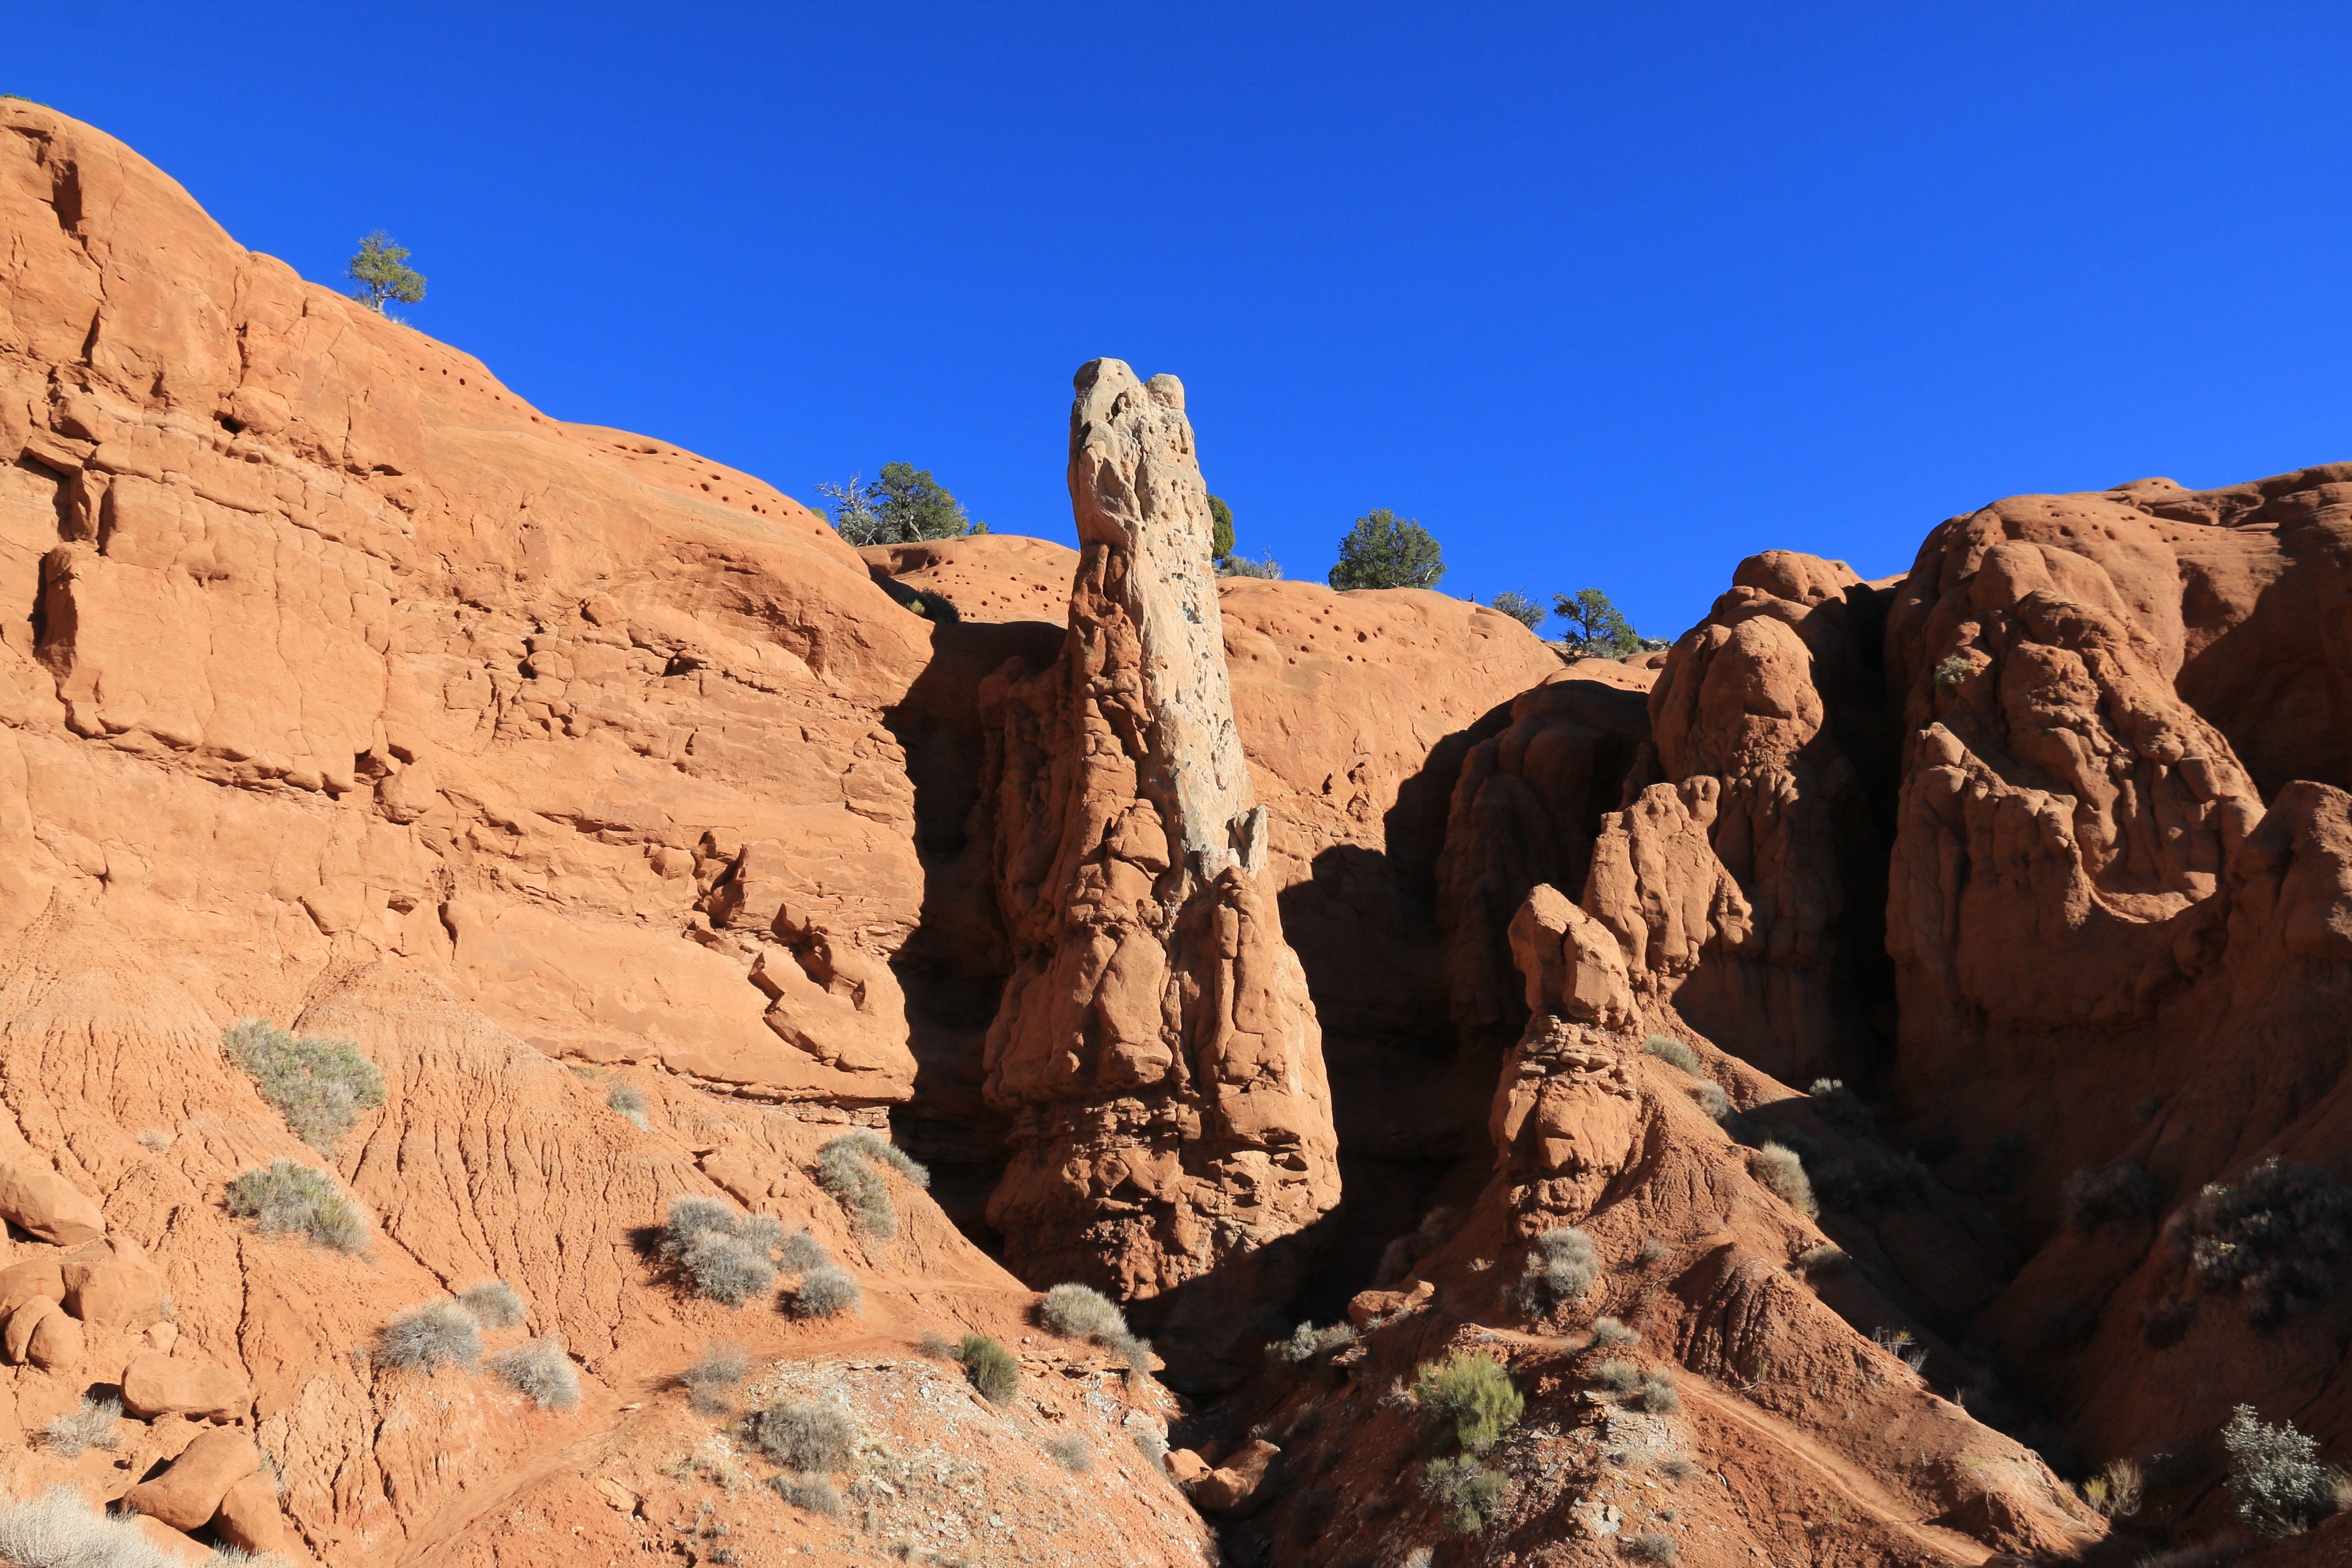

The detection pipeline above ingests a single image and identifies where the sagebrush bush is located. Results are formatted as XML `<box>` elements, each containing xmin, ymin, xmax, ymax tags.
<box><xmin>2081</xmin><ymin>1457</ymin><xmax>2144</xmax><ymax>1519</ymax></box>
<box><xmin>1591</xmin><ymin>1317</ymin><xmax>1640</xmax><ymax>1347</ymax></box>
<box><xmin>816</xmin><ymin>1132</ymin><xmax>931</xmax><ymax>1240</ymax></box>
<box><xmin>1593</xmin><ymin>1357</ymin><xmax>1641</xmax><ymax>1395</ymax></box>
<box><xmin>44</xmin><ymin>1395</ymin><xmax>121</xmax><ymax>1457</ymax></box>
<box><xmin>1412</xmin><ymin>1351</ymin><xmax>1523</xmax><ymax>1456</ymax></box>
<box><xmin>459</xmin><ymin>1279</ymin><xmax>527</xmax><ymax>1329</ymax></box>
<box><xmin>1043</xmin><ymin>1433</ymin><xmax>1093</xmax><ymax>1473</ymax></box>
<box><xmin>659</xmin><ymin>1196</ymin><xmax>779</xmax><ymax>1306</ymax></box>
<box><xmin>915</xmin><ymin>1330</ymin><xmax>956</xmax><ymax>1360</ymax></box>
<box><xmin>1811</xmin><ymin>1146</ymin><xmax>1933</xmax><ymax>1216</ymax></box>
<box><xmin>1625</xmin><ymin>1529</ymin><xmax>1679</xmax><ymax>1564</ymax></box>
<box><xmin>1795</xmin><ymin>1243</ymin><xmax>1848</xmax><ymax>1279</ymax></box>
<box><xmin>767</xmin><ymin>1472</ymin><xmax>844</xmax><ymax>1517</ymax></box>
<box><xmin>1273</xmin><ymin>1320</ymin><xmax>1357</xmax><ymax>1365</ymax></box>
<box><xmin>1421</xmin><ymin>1454</ymin><xmax>1510</xmax><ymax>1534</ymax></box>
<box><xmin>1636</xmin><ymin>1370</ymin><xmax>1680</xmax><ymax>1413</ymax></box>
<box><xmin>1512</xmin><ymin>1226</ymin><xmax>1598</xmax><ymax>1318</ymax></box>
<box><xmin>744</xmin><ymin>1399</ymin><xmax>855</xmax><ymax>1472</ymax></box>
<box><xmin>682</xmin><ymin>1342</ymin><xmax>751</xmax><ymax>1413</ymax></box>
<box><xmin>2066</xmin><ymin>1163</ymin><xmax>2158</xmax><ymax>1233</ymax></box>
<box><xmin>491</xmin><ymin>1337</ymin><xmax>579</xmax><ymax>1410</ymax></box>
<box><xmin>378</xmin><ymin>1301</ymin><xmax>481</xmax><ymax>1373</ymax></box>
<box><xmin>1656</xmin><ymin>1455</ymin><xmax>1698</xmax><ymax>1483</ymax></box>
<box><xmin>1753</xmin><ymin>1143</ymin><xmax>1818</xmax><ymax>1217</ymax></box>
<box><xmin>2180</xmin><ymin>1158</ymin><xmax>2352</xmax><ymax>1326</ymax></box>
<box><xmin>2223</xmin><ymin>1403</ymin><xmax>2344</xmax><ymax>1540</ymax></box>
<box><xmin>224</xmin><ymin>1018</ymin><xmax>386</xmax><ymax>1153</ymax></box>
<box><xmin>1642</xmin><ymin>1035</ymin><xmax>1702</xmax><ymax>1076</ymax></box>
<box><xmin>607</xmin><ymin>1080</ymin><xmax>649</xmax><ymax>1130</ymax></box>
<box><xmin>957</xmin><ymin>1332</ymin><xmax>1019</xmax><ymax>1404</ymax></box>
<box><xmin>788</xmin><ymin>1265</ymin><xmax>862</xmax><ymax>1319</ymax></box>
<box><xmin>1693</xmin><ymin>1081</ymin><xmax>1734</xmax><ymax>1122</ymax></box>
<box><xmin>226</xmin><ymin>1160</ymin><xmax>369</xmax><ymax>1252</ymax></box>
<box><xmin>780</xmin><ymin>1228</ymin><xmax>829</xmax><ymax>1275</ymax></box>
<box><xmin>1806</xmin><ymin>1078</ymin><xmax>1875</xmax><ymax>1135</ymax></box>
<box><xmin>0</xmin><ymin>1485</ymin><xmax>188</xmax><ymax>1567</ymax></box>
<box><xmin>1041</xmin><ymin>1282</ymin><xmax>1126</xmax><ymax>1342</ymax></box>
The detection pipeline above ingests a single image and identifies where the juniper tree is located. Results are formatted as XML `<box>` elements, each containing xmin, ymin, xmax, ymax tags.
<box><xmin>348</xmin><ymin>232</ymin><xmax>425</xmax><ymax>314</ymax></box>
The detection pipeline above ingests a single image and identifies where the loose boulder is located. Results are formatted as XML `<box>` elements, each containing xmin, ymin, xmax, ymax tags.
<box><xmin>26</xmin><ymin>1304</ymin><xmax>84</xmax><ymax>1373</ymax></box>
<box><xmin>212</xmin><ymin>1471</ymin><xmax>295</xmax><ymax>1556</ymax></box>
<box><xmin>62</xmin><ymin>1235</ymin><xmax>167</xmax><ymax>1332</ymax></box>
<box><xmin>122</xmin><ymin>1350</ymin><xmax>252</xmax><ymax>1421</ymax></box>
<box><xmin>123</xmin><ymin>1425</ymin><xmax>263</xmax><ymax>1531</ymax></box>
<box><xmin>4</xmin><ymin>1295</ymin><xmax>59</xmax><ymax>1363</ymax></box>
<box><xmin>0</xmin><ymin>1159</ymin><xmax>106</xmax><ymax>1245</ymax></box>
<box><xmin>0</xmin><ymin>1257</ymin><xmax>65</xmax><ymax>1319</ymax></box>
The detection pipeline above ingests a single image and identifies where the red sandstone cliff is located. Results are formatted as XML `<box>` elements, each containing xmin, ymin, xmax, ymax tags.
<box><xmin>2</xmin><ymin>95</ymin><xmax>2348</xmax><ymax>1568</ymax></box>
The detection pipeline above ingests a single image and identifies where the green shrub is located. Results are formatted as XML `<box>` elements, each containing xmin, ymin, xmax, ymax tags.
<box><xmin>2181</xmin><ymin>1158</ymin><xmax>2352</xmax><ymax>1326</ymax></box>
<box><xmin>43</xmin><ymin>1395</ymin><xmax>120</xmax><ymax>1457</ymax></box>
<box><xmin>490</xmin><ymin>1337</ymin><xmax>579</xmax><ymax>1410</ymax></box>
<box><xmin>348</xmin><ymin>231</ymin><xmax>426</xmax><ymax>314</ymax></box>
<box><xmin>780</xmin><ymin>1228</ymin><xmax>829</xmax><ymax>1274</ymax></box>
<box><xmin>816</xmin><ymin>1132</ymin><xmax>931</xmax><ymax>1240</ymax></box>
<box><xmin>378</xmin><ymin>1301</ymin><xmax>481</xmax><ymax>1373</ymax></box>
<box><xmin>607</xmin><ymin>1080</ymin><xmax>649</xmax><ymax>1130</ymax></box>
<box><xmin>1512</xmin><ymin>1226</ymin><xmax>1597</xmax><ymax>1318</ymax></box>
<box><xmin>1412</xmin><ymin>1351</ymin><xmax>1523</xmax><ymax>1456</ymax></box>
<box><xmin>681</xmin><ymin>1342</ymin><xmax>750</xmax><ymax>1413</ymax></box>
<box><xmin>1554</xmin><ymin>588</ymin><xmax>1639</xmax><ymax>657</ymax></box>
<box><xmin>2222</xmin><ymin>1404</ymin><xmax>2344</xmax><ymax>1540</ymax></box>
<box><xmin>1421</xmin><ymin>1454</ymin><xmax>1509</xmax><ymax>1534</ymax></box>
<box><xmin>1220</xmin><ymin>553</ymin><xmax>1283</xmax><ymax>579</ymax></box>
<box><xmin>224</xmin><ymin>1019</ymin><xmax>385</xmax><ymax>1153</ymax></box>
<box><xmin>659</xmin><ymin>1196</ymin><xmax>779</xmax><ymax>1306</ymax></box>
<box><xmin>743</xmin><ymin>1399</ymin><xmax>854</xmax><ymax>1472</ymax></box>
<box><xmin>458</xmin><ymin>1279</ymin><xmax>527</xmax><ymax>1329</ymax></box>
<box><xmin>1489</xmin><ymin>592</ymin><xmax>1545</xmax><ymax>630</ymax></box>
<box><xmin>957</xmin><ymin>1332</ymin><xmax>1019</xmax><ymax>1404</ymax></box>
<box><xmin>226</xmin><ymin>1160</ymin><xmax>369</xmax><ymax>1252</ymax></box>
<box><xmin>1329</xmin><ymin>509</ymin><xmax>1444</xmax><ymax>591</ymax></box>
<box><xmin>1209</xmin><ymin>495</ymin><xmax>1235</xmax><ymax>561</ymax></box>
<box><xmin>1643</xmin><ymin>1035</ymin><xmax>1702</xmax><ymax>1076</ymax></box>
<box><xmin>1753</xmin><ymin>1143</ymin><xmax>1818</xmax><ymax>1217</ymax></box>
<box><xmin>818</xmin><ymin>465</ymin><xmax>976</xmax><ymax>546</ymax></box>
<box><xmin>1932</xmin><ymin>655</ymin><xmax>1972</xmax><ymax>689</ymax></box>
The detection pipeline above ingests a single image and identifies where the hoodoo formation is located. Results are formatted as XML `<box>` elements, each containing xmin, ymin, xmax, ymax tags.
<box><xmin>0</xmin><ymin>97</ymin><xmax>2348</xmax><ymax>1567</ymax></box>
<box><xmin>976</xmin><ymin>361</ymin><xmax>1340</xmax><ymax>1363</ymax></box>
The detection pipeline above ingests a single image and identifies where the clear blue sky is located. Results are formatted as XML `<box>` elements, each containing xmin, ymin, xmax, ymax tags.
<box><xmin>16</xmin><ymin>4</ymin><xmax>2352</xmax><ymax>638</ymax></box>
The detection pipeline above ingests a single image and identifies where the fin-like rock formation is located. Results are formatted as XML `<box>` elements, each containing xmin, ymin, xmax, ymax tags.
<box><xmin>977</xmin><ymin>361</ymin><xmax>1340</xmax><ymax>1352</ymax></box>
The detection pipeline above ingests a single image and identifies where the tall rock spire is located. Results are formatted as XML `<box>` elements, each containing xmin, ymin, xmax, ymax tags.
<box><xmin>977</xmin><ymin>360</ymin><xmax>1339</xmax><ymax>1355</ymax></box>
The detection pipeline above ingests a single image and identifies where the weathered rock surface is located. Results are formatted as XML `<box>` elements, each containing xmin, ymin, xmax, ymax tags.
<box><xmin>977</xmin><ymin>360</ymin><xmax>1339</xmax><ymax>1360</ymax></box>
<box><xmin>122</xmin><ymin>1350</ymin><xmax>252</xmax><ymax>1421</ymax></box>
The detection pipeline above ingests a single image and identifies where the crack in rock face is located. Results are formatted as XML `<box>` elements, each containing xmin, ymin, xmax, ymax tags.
<box><xmin>976</xmin><ymin>360</ymin><xmax>1338</xmax><ymax>1366</ymax></box>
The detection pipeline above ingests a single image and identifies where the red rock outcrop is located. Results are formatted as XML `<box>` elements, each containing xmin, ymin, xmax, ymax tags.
<box><xmin>1876</xmin><ymin>475</ymin><xmax>2352</xmax><ymax>1524</ymax></box>
<box><xmin>976</xmin><ymin>359</ymin><xmax>1339</xmax><ymax>1355</ymax></box>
